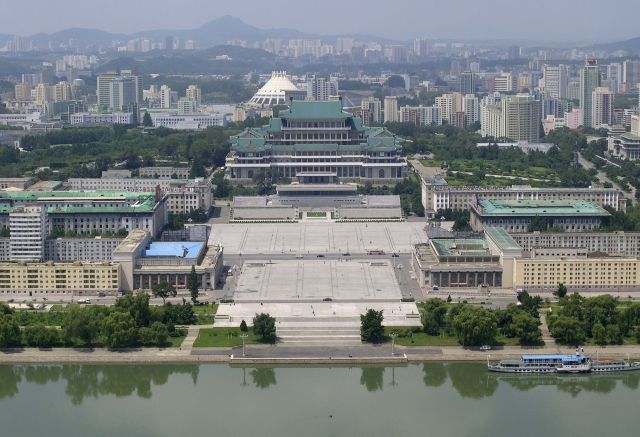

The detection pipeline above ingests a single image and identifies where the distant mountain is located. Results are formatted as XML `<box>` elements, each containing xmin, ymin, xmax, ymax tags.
<box><xmin>17</xmin><ymin>16</ymin><xmax>385</xmax><ymax>52</ymax></box>
<box><xmin>30</xmin><ymin>28</ymin><xmax>128</xmax><ymax>49</ymax></box>
<box><xmin>592</xmin><ymin>36</ymin><xmax>640</xmax><ymax>54</ymax></box>
<box><xmin>134</xmin><ymin>15</ymin><xmax>310</xmax><ymax>47</ymax></box>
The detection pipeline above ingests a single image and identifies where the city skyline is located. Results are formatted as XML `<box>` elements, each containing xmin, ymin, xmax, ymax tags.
<box><xmin>2</xmin><ymin>0</ymin><xmax>640</xmax><ymax>43</ymax></box>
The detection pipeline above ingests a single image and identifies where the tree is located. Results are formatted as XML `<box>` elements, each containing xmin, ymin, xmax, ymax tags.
<box><xmin>143</xmin><ymin>111</ymin><xmax>153</xmax><ymax>127</ymax></box>
<box><xmin>24</xmin><ymin>324</ymin><xmax>59</xmax><ymax>348</ymax></box>
<box><xmin>0</xmin><ymin>314</ymin><xmax>21</xmax><ymax>348</ymax></box>
<box><xmin>592</xmin><ymin>322</ymin><xmax>607</xmax><ymax>345</ymax></box>
<box><xmin>549</xmin><ymin>316</ymin><xmax>586</xmax><ymax>345</ymax></box>
<box><xmin>252</xmin><ymin>169</ymin><xmax>275</xmax><ymax>196</ymax></box>
<box><xmin>511</xmin><ymin>312</ymin><xmax>543</xmax><ymax>346</ymax></box>
<box><xmin>63</xmin><ymin>305</ymin><xmax>107</xmax><ymax>346</ymax></box>
<box><xmin>240</xmin><ymin>320</ymin><xmax>248</xmax><ymax>333</ymax></box>
<box><xmin>115</xmin><ymin>292</ymin><xmax>151</xmax><ymax>327</ymax></box>
<box><xmin>152</xmin><ymin>282</ymin><xmax>177</xmax><ymax>305</ymax></box>
<box><xmin>360</xmin><ymin>309</ymin><xmax>385</xmax><ymax>343</ymax></box>
<box><xmin>606</xmin><ymin>324</ymin><xmax>623</xmax><ymax>345</ymax></box>
<box><xmin>101</xmin><ymin>312</ymin><xmax>138</xmax><ymax>348</ymax></box>
<box><xmin>554</xmin><ymin>283</ymin><xmax>568</xmax><ymax>299</ymax></box>
<box><xmin>188</xmin><ymin>266</ymin><xmax>199</xmax><ymax>305</ymax></box>
<box><xmin>252</xmin><ymin>313</ymin><xmax>276</xmax><ymax>343</ymax></box>
<box><xmin>452</xmin><ymin>306</ymin><xmax>498</xmax><ymax>346</ymax></box>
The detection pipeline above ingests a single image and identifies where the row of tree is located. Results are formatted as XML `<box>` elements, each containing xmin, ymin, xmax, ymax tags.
<box><xmin>0</xmin><ymin>293</ymin><xmax>195</xmax><ymax>348</ymax></box>
<box><xmin>421</xmin><ymin>295</ymin><xmax>544</xmax><ymax>346</ymax></box>
<box><xmin>548</xmin><ymin>294</ymin><xmax>640</xmax><ymax>346</ymax></box>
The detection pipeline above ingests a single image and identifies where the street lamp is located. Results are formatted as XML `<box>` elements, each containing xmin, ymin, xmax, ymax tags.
<box><xmin>240</xmin><ymin>333</ymin><xmax>249</xmax><ymax>357</ymax></box>
<box><xmin>389</xmin><ymin>331</ymin><xmax>399</xmax><ymax>356</ymax></box>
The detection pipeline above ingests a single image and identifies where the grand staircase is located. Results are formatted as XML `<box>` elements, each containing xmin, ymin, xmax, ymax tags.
<box><xmin>276</xmin><ymin>316</ymin><xmax>362</xmax><ymax>345</ymax></box>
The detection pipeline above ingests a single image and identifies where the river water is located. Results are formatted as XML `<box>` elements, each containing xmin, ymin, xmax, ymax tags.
<box><xmin>0</xmin><ymin>363</ymin><xmax>637</xmax><ymax>437</ymax></box>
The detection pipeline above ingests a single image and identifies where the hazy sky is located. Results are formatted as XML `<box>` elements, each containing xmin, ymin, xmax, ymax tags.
<box><xmin>3</xmin><ymin>0</ymin><xmax>640</xmax><ymax>43</ymax></box>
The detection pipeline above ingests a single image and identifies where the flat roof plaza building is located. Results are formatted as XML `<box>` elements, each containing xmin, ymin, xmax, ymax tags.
<box><xmin>419</xmin><ymin>174</ymin><xmax>626</xmax><ymax>215</ymax></box>
<box><xmin>0</xmin><ymin>191</ymin><xmax>167</xmax><ymax>237</ymax></box>
<box><xmin>412</xmin><ymin>227</ymin><xmax>640</xmax><ymax>293</ymax></box>
<box><xmin>112</xmin><ymin>230</ymin><xmax>223</xmax><ymax>292</ymax></box>
<box><xmin>232</xmin><ymin>183</ymin><xmax>403</xmax><ymax>221</ymax></box>
<box><xmin>469</xmin><ymin>199</ymin><xmax>610</xmax><ymax>233</ymax></box>
<box><xmin>228</xmin><ymin>100</ymin><xmax>407</xmax><ymax>182</ymax></box>
<box><xmin>68</xmin><ymin>178</ymin><xmax>212</xmax><ymax>214</ymax></box>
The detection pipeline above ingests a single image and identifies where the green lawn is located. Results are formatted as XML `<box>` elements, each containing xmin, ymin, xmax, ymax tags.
<box><xmin>193</xmin><ymin>328</ymin><xmax>260</xmax><ymax>348</ymax></box>
<box><xmin>193</xmin><ymin>303</ymin><xmax>218</xmax><ymax>325</ymax></box>
<box><xmin>419</xmin><ymin>159</ymin><xmax>444</xmax><ymax>168</ymax></box>
<box><xmin>384</xmin><ymin>327</ymin><xmax>522</xmax><ymax>347</ymax></box>
<box><xmin>165</xmin><ymin>332</ymin><xmax>187</xmax><ymax>347</ymax></box>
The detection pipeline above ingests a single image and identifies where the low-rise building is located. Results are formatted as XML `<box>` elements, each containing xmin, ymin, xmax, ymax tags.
<box><xmin>0</xmin><ymin>261</ymin><xmax>121</xmax><ymax>295</ymax></box>
<box><xmin>469</xmin><ymin>198</ymin><xmax>610</xmax><ymax>233</ymax></box>
<box><xmin>510</xmin><ymin>231</ymin><xmax>640</xmax><ymax>258</ymax></box>
<box><xmin>513</xmin><ymin>257</ymin><xmax>640</xmax><ymax>293</ymax></box>
<box><xmin>68</xmin><ymin>177</ymin><xmax>212</xmax><ymax>214</ymax></box>
<box><xmin>112</xmin><ymin>229</ymin><xmax>223</xmax><ymax>292</ymax></box>
<box><xmin>0</xmin><ymin>191</ymin><xmax>167</xmax><ymax>237</ymax></box>
<box><xmin>420</xmin><ymin>175</ymin><xmax>625</xmax><ymax>215</ymax></box>
<box><xmin>139</xmin><ymin>167</ymin><xmax>190</xmax><ymax>179</ymax></box>
<box><xmin>70</xmin><ymin>112</ymin><xmax>134</xmax><ymax>126</ymax></box>
<box><xmin>412</xmin><ymin>227</ymin><xmax>640</xmax><ymax>293</ymax></box>
<box><xmin>150</xmin><ymin>112</ymin><xmax>225</xmax><ymax>130</ymax></box>
<box><xmin>0</xmin><ymin>178</ymin><xmax>33</xmax><ymax>190</ymax></box>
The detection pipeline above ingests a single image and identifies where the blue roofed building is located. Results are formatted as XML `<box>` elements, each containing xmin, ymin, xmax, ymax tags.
<box><xmin>227</xmin><ymin>100</ymin><xmax>408</xmax><ymax>183</ymax></box>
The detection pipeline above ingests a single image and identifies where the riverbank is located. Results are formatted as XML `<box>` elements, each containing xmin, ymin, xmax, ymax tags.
<box><xmin>2</xmin><ymin>343</ymin><xmax>640</xmax><ymax>365</ymax></box>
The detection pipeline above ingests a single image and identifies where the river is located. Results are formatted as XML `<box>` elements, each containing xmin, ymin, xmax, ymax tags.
<box><xmin>0</xmin><ymin>363</ymin><xmax>637</xmax><ymax>436</ymax></box>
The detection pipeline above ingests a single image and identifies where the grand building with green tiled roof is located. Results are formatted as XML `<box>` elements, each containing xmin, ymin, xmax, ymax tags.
<box><xmin>227</xmin><ymin>100</ymin><xmax>408</xmax><ymax>182</ymax></box>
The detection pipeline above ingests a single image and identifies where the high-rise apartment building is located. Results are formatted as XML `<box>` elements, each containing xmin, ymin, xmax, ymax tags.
<box><xmin>14</xmin><ymin>82</ymin><xmax>31</xmax><ymax>101</ymax></box>
<box><xmin>384</xmin><ymin>96</ymin><xmax>399</xmax><ymax>123</ymax></box>
<box><xmin>307</xmin><ymin>76</ymin><xmax>339</xmax><ymax>101</ymax></box>
<box><xmin>97</xmin><ymin>71</ymin><xmax>142</xmax><ymax>110</ymax></box>
<box><xmin>185</xmin><ymin>85</ymin><xmax>202</xmax><ymax>109</ymax></box>
<box><xmin>54</xmin><ymin>81</ymin><xmax>71</xmax><ymax>102</ymax></box>
<box><xmin>503</xmin><ymin>94</ymin><xmax>542</xmax><ymax>143</ymax></box>
<box><xmin>580</xmin><ymin>59</ymin><xmax>601</xmax><ymax>128</ymax></box>
<box><xmin>623</xmin><ymin>59</ymin><xmax>640</xmax><ymax>92</ymax></box>
<box><xmin>460</xmin><ymin>71</ymin><xmax>475</xmax><ymax>95</ymax></box>
<box><xmin>462</xmin><ymin>94</ymin><xmax>480</xmax><ymax>126</ymax></box>
<box><xmin>160</xmin><ymin>85</ymin><xmax>172</xmax><ymax>109</ymax></box>
<box><xmin>413</xmin><ymin>38</ymin><xmax>428</xmax><ymax>58</ymax></box>
<box><xmin>9</xmin><ymin>206</ymin><xmax>48</xmax><ymax>263</ymax></box>
<box><xmin>542</xmin><ymin>64</ymin><xmax>568</xmax><ymax>99</ymax></box>
<box><xmin>591</xmin><ymin>87</ymin><xmax>614</xmax><ymax>128</ymax></box>
<box><xmin>435</xmin><ymin>92</ymin><xmax>463</xmax><ymax>122</ymax></box>
<box><xmin>481</xmin><ymin>94</ymin><xmax>541</xmax><ymax>143</ymax></box>
<box><xmin>361</xmin><ymin>97</ymin><xmax>382</xmax><ymax>124</ymax></box>
<box><xmin>494</xmin><ymin>73</ymin><xmax>516</xmax><ymax>92</ymax></box>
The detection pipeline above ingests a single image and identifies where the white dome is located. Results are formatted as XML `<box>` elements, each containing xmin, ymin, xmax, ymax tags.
<box><xmin>248</xmin><ymin>71</ymin><xmax>300</xmax><ymax>107</ymax></box>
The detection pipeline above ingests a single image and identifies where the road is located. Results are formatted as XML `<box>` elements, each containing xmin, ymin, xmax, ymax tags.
<box><xmin>577</xmin><ymin>152</ymin><xmax>636</xmax><ymax>203</ymax></box>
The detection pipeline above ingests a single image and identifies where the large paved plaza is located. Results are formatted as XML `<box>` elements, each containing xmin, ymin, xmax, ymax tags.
<box><xmin>208</xmin><ymin>222</ymin><xmax>428</xmax><ymax>255</ymax></box>
<box><xmin>234</xmin><ymin>259</ymin><xmax>402</xmax><ymax>302</ymax></box>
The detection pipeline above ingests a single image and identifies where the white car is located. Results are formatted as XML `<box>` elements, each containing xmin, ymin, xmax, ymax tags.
<box><xmin>480</xmin><ymin>345</ymin><xmax>492</xmax><ymax>352</ymax></box>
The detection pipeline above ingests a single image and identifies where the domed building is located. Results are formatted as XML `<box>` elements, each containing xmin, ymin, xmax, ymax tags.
<box><xmin>247</xmin><ymin>71</ymin><xmax>304</xmax><ymax>107</ymax></box>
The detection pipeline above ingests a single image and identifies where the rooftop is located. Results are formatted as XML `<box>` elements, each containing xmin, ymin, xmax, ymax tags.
<box><xmin>143</xmin><ymin>242</ymin><xmax>204</xmax><ymax>259</ymax></box>
<box><xmin>430</xmin><ymin>239</ymin><xmax>491</xmax><ymax>257</ymax></box>
<box><xmin>474</xmin><ymin>199</ymin><xmax>610</xmax><ymax>217</ymax></box>
<box><xmin>484</xmin><ymin>227</ymin><xmax>522</xmax><ymax>251</ymax></box>
<box><xmin>279</xmin><ymin>100</ymin><xmax>349</xmax><ymax>120</ymax></box>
